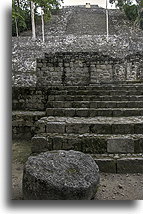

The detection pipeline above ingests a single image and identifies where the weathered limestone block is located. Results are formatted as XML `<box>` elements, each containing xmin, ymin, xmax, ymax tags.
<box><xmin>46</xmin><ymin>122</ymin><xmax>66</xmax><ymax>134</ymax></box>
<box><xmin>134</xmin><ymin>138</ymin><xmax>143</xmax><ymax>153</ymax></box>
<box><xmin>134</xmin><ymin>123</ymin><xmax>143</xmax><ymax>134</ymax></box>
<box><xmin>113</xmin><ymin>64</ymin><xmax>126</xmax><ymax>81</ymax></box>
<box><xmin>117</xmin><ymin>158</ymin><xmax>143</xmax><ymax>173</ymax></box>
<box><xmin>52</xmin><ymin>136</ymin><xmax>67</xmax><ymax>150</ymax></box>
<box><xmin>94</xmin><ymin>158</ymin><xmax>116</xmax><ymax>173</ymax></box>
<box><xmin>81</xmin><ymin>137</ymin><xmax>107</xmax><ymax>154</ymax></box>
<box><xmin>127</xmin><ymin>63</ymin><xmax>137</xmax><ymax>80</ymax></box>
<box><xmin>66</xmin><ymin>123</ymin><xmax>89</xmax><ymax>134</ymax></box>
<box><xmin>112</xmin><ymin>124</ymin><xmax>134</xmax><ymax>134</ymax></box>
<box><xmin>23</xmin><ymin>150</ymin><xmax>100</xmax><ymax>200</ymax></box>
<box><xmin>64</xmin><ymin>138</ymin><xmax>82</xmax><ymax>151</ymax></box>
<box><xmin>90</xmin><ymin>124</ymin><xmax>112</xmax><ymax>134</ymax></box>
<box><xmin>31</xmin><ymin>136</ymin><xmax>52</xmax><ymax>153</ymax></box>
<box><xmin>35</xmin><ymin>120</ymin><xmax>46</xmax><ymax>134</ymax></box>
<box><xmin>107</xmin><ymin>138</ymin><xmax>134</xmax><ymax>153</ymax></box>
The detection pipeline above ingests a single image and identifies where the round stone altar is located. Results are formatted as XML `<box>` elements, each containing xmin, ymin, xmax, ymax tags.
<box><xmin>22</xmin><ymin>150</ymin><xmax>100</xmax><ymax>200</ymax></box>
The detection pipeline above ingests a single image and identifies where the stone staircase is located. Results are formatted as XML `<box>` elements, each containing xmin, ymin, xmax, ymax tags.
<box><xmin>32</xmin><ymin>83</ymin><xmax>143</xmax><ymax>173</ymax></box>
<box><xmin>65</xmin><ymin>8</ymin><xmax>112</xmax><ymax>35</ymax></box>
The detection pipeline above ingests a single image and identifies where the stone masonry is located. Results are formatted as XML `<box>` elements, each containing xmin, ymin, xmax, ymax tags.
<box><xmin>12</xmin><ymin>6</ymin><xmax>143</xmax><ymax>173</ymax></box>
<box><xmin>31</xmin><ymin>83</ymin><xmax>143</xmax><ymax>174</ymax></box>
<box><xmin>37</xmin><ymin>52</ymin><xmax>143</xmax><ymax>86</ymax></box>
<box><xmin>12</xmin><ymin>7</ymin><xmax>143</xmax><ymax>87</ymax></box>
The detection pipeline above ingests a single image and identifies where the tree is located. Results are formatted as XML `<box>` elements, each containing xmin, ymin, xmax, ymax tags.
<box><xmin>29</xmin><ymin>0</ymin><xmax>62</xmax><ymax>40</ymax></box>
<box><xmin>41</xmin><ymin>8</ymin><xmax>45</xmax><ymax>43</ymax></box>
<box><xmin>136</xmin><ymin>0</ymin><xmax>143</xmax><ymax>29</ymax></box>
<box><xmin>110</xmin><ymin>0</ymin><xmax>143</xmax><ymax>29</ymax></box>
<box><xmin>12</xmin><ymin>0</ymin><xmax>63</xmax><ymax>37</ymax></box>
<box><xmin>31</xmin><ymin>1</ymin><xmax>36</xmax><ymax>40</ymax></box>
<box><xmin>12</xmin><ymin>0</ymin><xmax>27</xmax><ymax>37</ymax></box>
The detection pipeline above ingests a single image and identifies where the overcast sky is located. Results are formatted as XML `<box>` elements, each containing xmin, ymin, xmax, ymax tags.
<box><xmin>61</xmin><ymin>0</ymin><xmax>116</xmax><ymax>9</ymax></box>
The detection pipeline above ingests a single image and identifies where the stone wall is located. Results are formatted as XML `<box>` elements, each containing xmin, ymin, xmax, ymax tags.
<box><xmin>12</xmin><ymin>87</ymin><xmax>48</xmax><ymax>111</ymax></box>
<box><xmin>12</xmin><ymin>111</ymin><xmax>45</xmax><ymax>139</ymax></box>
<box><xmin>36</xmin><ymin>52</ymin><xmax>143</xmax><ymax>86</ymax></box>
<box><xmin>12</xmin><ymin>6</ymin><xmax>143</xmax><ymax>87</ymax></box>
<box><xmin>12</xmin><ymin>87</ymin><xmax>48</xmax><ymax>139</ymax></box>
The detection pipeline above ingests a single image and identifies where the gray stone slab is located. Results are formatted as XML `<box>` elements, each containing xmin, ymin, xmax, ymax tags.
<box><xmin>117</xmin><ymin>158</ymin><xmax>143</xmax><ymax>173</ymax></box>
<box><xmin>134</xmin><ymin>123</ymin><xmax>143</xmax><ymax>134</ymax></box>
<box><xmin>65</xmin><ymin>138</ymin><xmax>82</xmax><ymax>151</ymax></box>
<box><xmin>31</xmin><ymin>136</ymin><xmax>52</xmax><ymax>153</ymax></box>
<box><xmin>52</xmin><ymin>136</ymin><xmax>67</xmax><ymax>150</ymax></box>
<box><xmin>64</xmin><ymin>109</ymin><xmax>75</xmax><ymax>117</ymax></box>
<box><xmin>107</xmin><ymin>138</ymin><xmax>134</xmax><ymax>153</ymax></box>
<box><xmin>46</xmin><ymin>122</ymin><xmax>66</xmax><ymax>134</ymax></box>
<box><xmin>66</xmin><ymin>123</ymin><xmax>89</xmax><ymax>134</ymax></box>
<box><xmin>134</xmin><ymin>138</ymin><xmax>143</xmax><ymax>153</ymax></box>
<box><xmin>76</xmin><ymin>109</ymin><xmax>89</xmax><ymax>117</ymax></box>
<box><xmin>90</xmin><ymin>124</ymin><xmax>112</xmax><ymax>134</ymax></box>
<box><xmin>93</xmin><ymin>158</ymin><xmax>116</xmax><ymax>173</ymax></box>
<box><xmin>112</xmin><ymin>124</ymin><xmax>134</xmax><ymax>134</ymax></box>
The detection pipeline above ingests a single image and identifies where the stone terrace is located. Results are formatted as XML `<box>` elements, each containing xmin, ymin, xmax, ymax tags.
<box><xmin>12</xmin><ymin>6</ymin><xmax>143</xmax><ymax>174</ymax></box>
<box><xmin>12</xmin><ymin>83</ymin><xmax>143</xmax><ymax>173</ymax></box>
<box><xmin>12</xmin><ymin>7</ymin><xmax>143</xmax><ymax>87</ymax></box>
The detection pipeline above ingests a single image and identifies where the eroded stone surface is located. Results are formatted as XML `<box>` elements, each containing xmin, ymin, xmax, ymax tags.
<box><xmin>23</xmin><ymin>150</ymin><xmax>100</xmax><ymax>200</ymax></box>
<box><xmin>12</xmin><ymin>7</ymin><xmax>143</xmax><ymax>87</ymax></box>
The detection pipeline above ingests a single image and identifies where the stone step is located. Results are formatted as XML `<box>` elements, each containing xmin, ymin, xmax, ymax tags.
<box><xmin>12</xmin><ymin>111</ymin><xmax>45</xmax><ymax>139</ymax></box>
<box><xmin>48</xmin><ymin>95</ymin><xmax>143</xmax><ymax>101</ymax></box>
<box><xmin>47</xmin><ymin>84</ymin><xmax>143</xmax><ymax>91</ymax></box>
<box><xmin>49</xmin><ymin>89</ymin><xmax>143</xmax><ymax>96</ymax></box>
<box><xmin>32</xmin><ymin>133</ymin><xmax>143</xmax><ymax>154</ymax></box>
<box><xmin>31</xmin><ymin>135</ymin><xmax>143</xmax><ymax>173</ymax></box>
<box><xmin>92</xmin><ymin>154</ymin><xmax>143</xmax><ymax>173</ymax></box>
<box><xmin>46</xmin><ymin>108</ymin><xmax>143</xmax><ymax>117</ymax></box>
<box><xmin>35</xmin><ymin>116</ymin><xmax>143</xmax><ymax>135</ymax></box>
<box><xmin>47</xmin><ymin>101</ymin><xmax>143</xmax><ymax>109</ymax></box>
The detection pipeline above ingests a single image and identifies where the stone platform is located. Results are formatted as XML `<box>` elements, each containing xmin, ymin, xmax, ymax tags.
<box><xmin>31</xmin><ymin>83</ymin><xmax>143</xmax><ymax>173</ymax></box>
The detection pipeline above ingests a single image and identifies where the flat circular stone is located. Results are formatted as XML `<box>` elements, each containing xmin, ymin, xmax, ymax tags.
<box><xmin>23</xmin><ymin>150</ymin><xmax>100</xmax><ymax>200</ymax></box>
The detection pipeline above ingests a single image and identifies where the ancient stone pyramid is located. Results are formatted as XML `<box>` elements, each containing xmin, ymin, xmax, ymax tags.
<box><xmin>12</xmin><ymin>5</ymin><xmax>143</xmax><ymax>173</ymax></box>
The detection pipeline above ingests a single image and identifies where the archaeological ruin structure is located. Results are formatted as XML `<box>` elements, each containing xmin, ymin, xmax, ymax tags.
<box><xmin>12</xmin><ymin>5</ymin><xmax>143</xmax><ymax>174</ymax></box>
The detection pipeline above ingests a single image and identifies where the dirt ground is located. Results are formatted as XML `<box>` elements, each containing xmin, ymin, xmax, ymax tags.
<box><xmin>12</xmin><ymin>140</ymin><xmax>143</xmax><ymax>200</ymax></box>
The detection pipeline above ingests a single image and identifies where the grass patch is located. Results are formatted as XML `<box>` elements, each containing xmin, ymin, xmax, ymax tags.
<box><xmin>12</xmin><ymin>140</ymin><xmax>32</xmax><ymax>164</ymax></box>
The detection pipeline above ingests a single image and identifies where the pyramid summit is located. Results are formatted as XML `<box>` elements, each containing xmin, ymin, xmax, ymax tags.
<box><xmin>61</xmin><ymin>0</ymin><xmax>113</xmax><ymax>9</ymax></box>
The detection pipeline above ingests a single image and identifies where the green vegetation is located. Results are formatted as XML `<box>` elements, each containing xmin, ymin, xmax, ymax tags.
<box><xmin>110</xmin><ymin>0</ymin><xmax>143</xmax><ymax>29</ymax></box>
<box><xmin>12</xmin><ymin>0</ymin><xmax>63</xmax><ymax>37</ymax></box>
<box><xmin>12</xmin><ymin>140</ymin><xmax>32</xmax><ymax>164</ymax></box>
